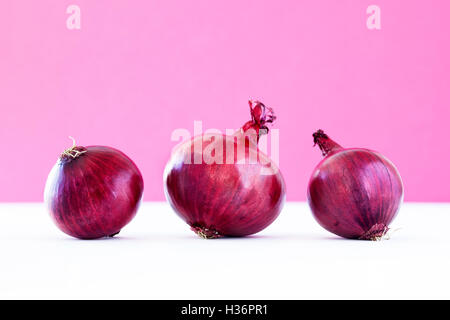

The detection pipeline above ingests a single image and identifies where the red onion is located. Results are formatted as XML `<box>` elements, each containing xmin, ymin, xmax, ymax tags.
<box><xmin>44</xmin><ymin>139</ymin><xmax>144</xmax><ymax>239</ymax></box>
<box><xmin>307</xmin><ymin>130</ymin><xmax>403</xmax><ymax>240</ymax></box>
<box><xmin>164</xmin><ymin>101</ymin><xmax>286</xmax><ymax>238</ymax></box>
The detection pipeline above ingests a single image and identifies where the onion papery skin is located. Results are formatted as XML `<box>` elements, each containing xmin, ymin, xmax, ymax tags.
<box><xmin>307</xmin><ymin>130</ymin><xmax>403</xmax><ymax>240</ymax></box>
<box><xmin>44</xmin><ymin>145</ymin><xmax>144</xmax><ymax>239</ymax></box>
<box><xmin>164</xmin><ymin>101</ymin><xmax>286</xmax><ymax>238</ymax></box>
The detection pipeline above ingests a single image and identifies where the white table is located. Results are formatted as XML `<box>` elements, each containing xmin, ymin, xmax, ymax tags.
<box><xmin>0</xmin><ymin>202</ymin><xmax>448</xmax><ymax>299</ymax></box>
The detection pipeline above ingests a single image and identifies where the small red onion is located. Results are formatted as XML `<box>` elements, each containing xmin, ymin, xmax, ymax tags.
<box><xmin>307</xmin><ymin>130</ymin><xmax>403</xmax><ymax>240</ymax></box>
<box><xmin>164</xmin><ymin>101</ymin><xmax>286</xmax><ymax>238</ymax></box>
<box><xmin>44</xmin><ymin>140</ymin><xmax>144</xmax><ymax>239</ymax></box>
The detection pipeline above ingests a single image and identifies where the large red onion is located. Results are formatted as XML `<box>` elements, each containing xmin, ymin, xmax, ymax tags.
<box><xmin>307</xmin><ymin>130</ymin><xmax>403</xmax><ymax>240</ymax></box>
<box><xmin>164</xmin><ymin>101</ymin><xmax>286</xmax><ymax>238</ymax></box>
<box><xmin>44</xmin><ymin>140</ymin><xmax>144</xmax><ymax>239</ymax></box>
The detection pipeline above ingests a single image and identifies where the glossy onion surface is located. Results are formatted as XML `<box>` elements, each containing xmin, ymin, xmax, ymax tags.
<box><xmin>164</xmin><ymin>101</ymin><xmax>285</xmax><ymax>238</ymax></box>
<box><xmin>307</xmin><ymin>130</ymin><xmax>403</xmax><ymax>240</ymax></box>
<box><xmin>44</xmin><ymin>144</ymin><xmax>144</xmax><ymax>239</ymax></box>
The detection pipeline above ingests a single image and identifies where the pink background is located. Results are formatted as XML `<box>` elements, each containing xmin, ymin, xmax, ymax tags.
<box><xmin>1</xmin><ymin>0</ymin><xmax>449</xmax><ymax>202</ymax></box>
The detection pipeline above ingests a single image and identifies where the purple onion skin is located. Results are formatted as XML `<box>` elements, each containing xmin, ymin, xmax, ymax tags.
<box><xmin>44</xmin><ymin>145</ymin><xmax>144</xmax><ymax>239</ymax></box>
<box><xmin>307</xmin><ymin>130</ymin><xmax>403</xmax><ymax>240</ymax></box>
<box><xmin>164</xmin><ymin>101</ymin><xmax>286</xmax><ymax>238</ymax></box>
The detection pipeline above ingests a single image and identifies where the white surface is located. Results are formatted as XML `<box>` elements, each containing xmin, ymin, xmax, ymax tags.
<box><xmin>0</xmin><ymin>202</ymin><xmax>449</xmax><ymax>299</ymax></box>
